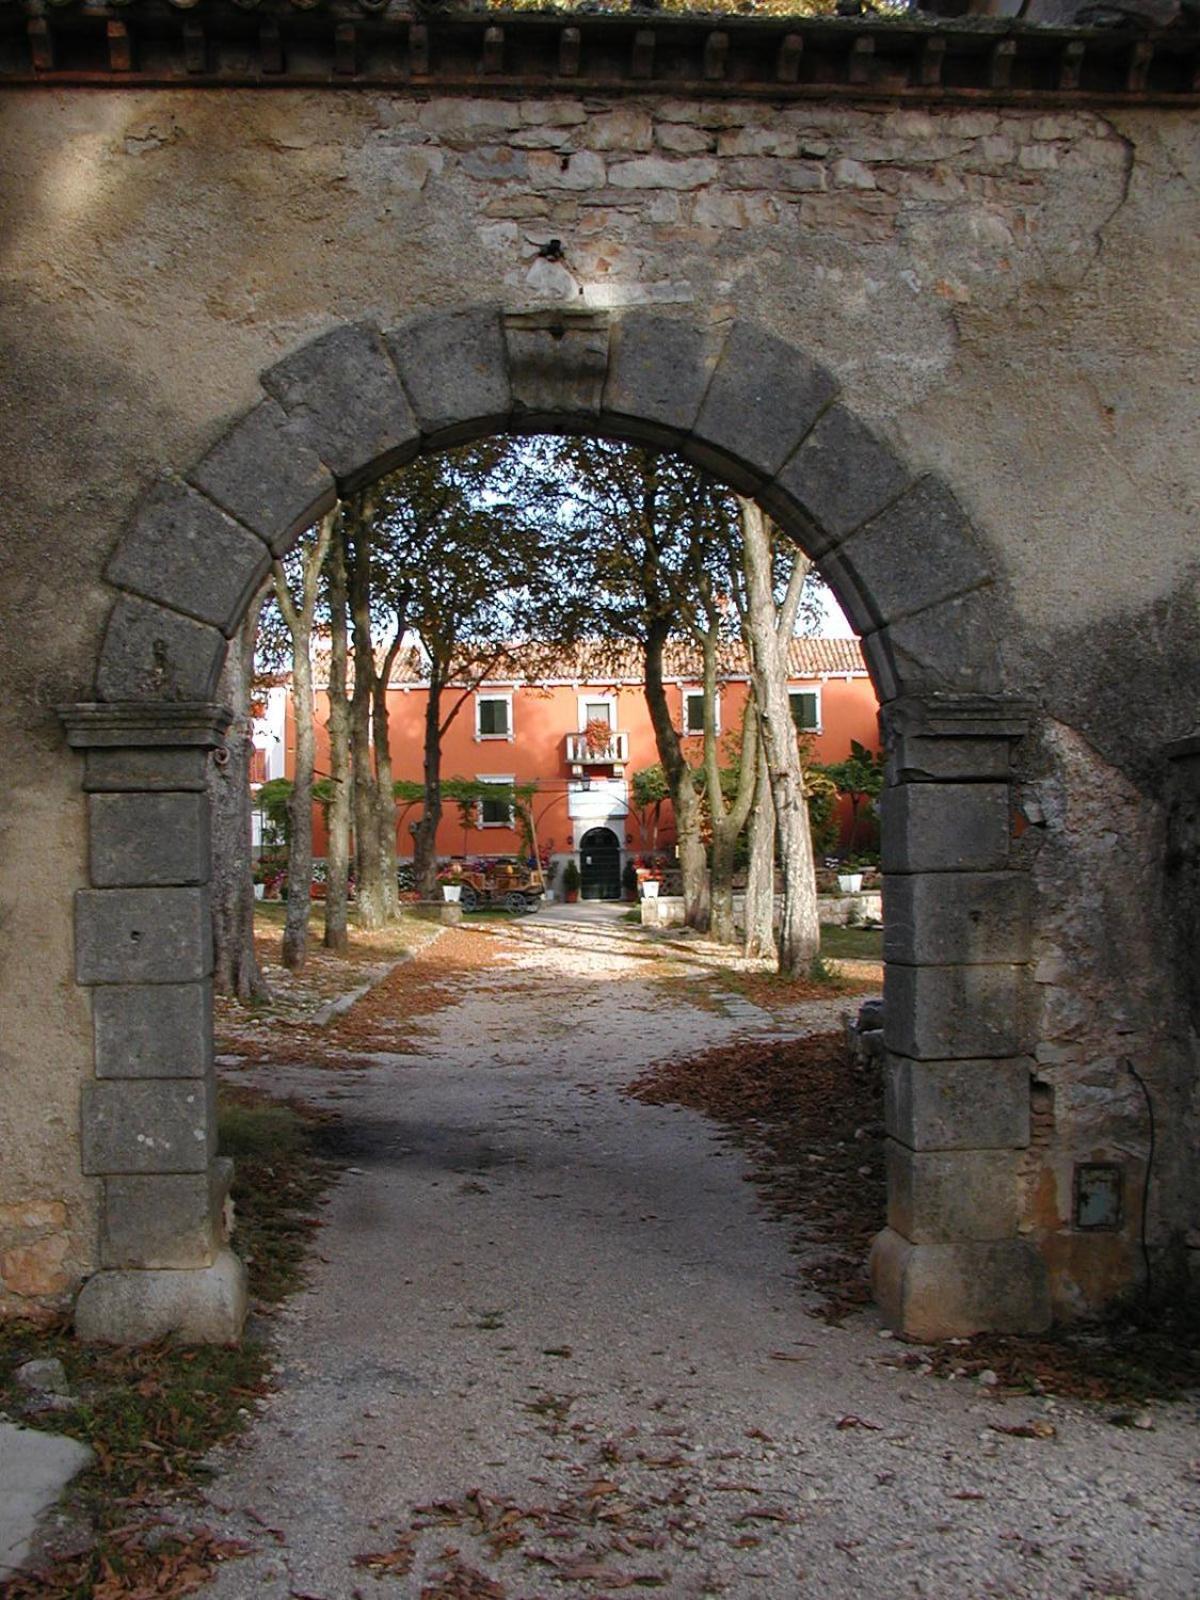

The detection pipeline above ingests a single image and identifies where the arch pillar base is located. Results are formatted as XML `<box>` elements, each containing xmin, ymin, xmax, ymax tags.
<box><xmin>870</xmin><ymin>1228</ymin><xmax>1050</xmax><ymax>1341</ymax></box>
<box><xmin>74</xmin><ymin>1249</ymin><xmax>248</xmax><ymax>1347</ymax></box>
<box><xmin>61</xmin><ymin>702</ymin><xmax>246</xmax><ymax>1346</ymax></box>
<box><xmin>875</xmin><ymin>693</ymin><xmax>1044</xmax><ymax>1338</ymax></box>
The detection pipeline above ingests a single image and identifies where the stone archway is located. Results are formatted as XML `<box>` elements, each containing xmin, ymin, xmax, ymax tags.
<box><xmin>61</xmin><ymin>305</ymin><xmax>1045</xmax><ymax>1343</ymax></box>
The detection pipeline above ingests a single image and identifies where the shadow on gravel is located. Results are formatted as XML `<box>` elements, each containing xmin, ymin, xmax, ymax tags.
<box><xmin>315</xmin><ymin>1116</ymin><xmax>529</xmax><ymax>1173</ymax></box>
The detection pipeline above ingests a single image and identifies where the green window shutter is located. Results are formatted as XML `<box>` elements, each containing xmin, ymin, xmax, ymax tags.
<box><xmin>790</xmin><ymin>692</ymin><xmax>819</xmax><ymax>731</ymax></box>
<box><xmin>479</xmin><ymin>698</ymin><xmax>509</xmax><ymax>736</ymax></box>
<box><xmin>479</xmin><ymin>780</ymin><xmax>513</xmax><ymax>825</ymax></box>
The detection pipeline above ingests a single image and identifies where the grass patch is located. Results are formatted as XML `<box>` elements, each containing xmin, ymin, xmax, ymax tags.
<box><xmin>253</xmin><ymin>901</ymin><xmax>413</xmax><ymax>959</ymax></box>
<box><xmin>650</xmin><ymin>952</ymin><xmax>874</xmax><ymax>1018</ymax></box>
<box><xmin>0</xmin><ymin>1088</ymin><xmax>335</xmax><ymax>1597</ymax></box>
<box><xmin>218</xmin><ymin>1088</ymin><xmax>335</xmax><ymax>1306</ymax></box>
<box><xmin>820</xmin><ymin>923</ymin><xmax>883</xmax><ymax>962</ymax></box>
<box><xmin>715</xmin><ymin>958</ymin><xmax>875</xmax><ymax>1011</ymax></box>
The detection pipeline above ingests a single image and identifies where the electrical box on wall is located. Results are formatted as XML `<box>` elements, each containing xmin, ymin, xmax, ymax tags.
<box><xmin>1074</xmin><ymin>1163</ymin><xmax>1124</xmax><ymax>1230</ymax></box>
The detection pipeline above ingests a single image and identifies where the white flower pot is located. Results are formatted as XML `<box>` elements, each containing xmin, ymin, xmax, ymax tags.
<box><xmin>442</xmin><ymin>884</ymin><xmax>462</xmax><ymax>903</ymax></box>
<box><xmin>837</xmin><ymin>873</ymin><xmax>863</xmax><ymax>894</ymax></box>
<box><xmin>253</xmin><ymin>883</ymin><xmax>265</xmax><ymax>901</ymax></box>
<box><xmin>641</xmin><ymin>880</ymin><xmax>660</xmax><ymax>899</ymax></box>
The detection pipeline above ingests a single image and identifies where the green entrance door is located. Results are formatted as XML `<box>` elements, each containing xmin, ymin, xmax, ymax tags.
<box><xmin>579</xmin><ymin>827</ymin><xmax>621</xmax><ymax>901</ymax></box>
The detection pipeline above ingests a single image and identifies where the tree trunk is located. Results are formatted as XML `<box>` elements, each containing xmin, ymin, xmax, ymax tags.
<box><xmin>324</xmin><ymin>526</ymin><xmax>351</xmax><ymax>954</ymax></box>
<box><xmin>412</xmin><ymin>660</ymin><xmax>445</xmax><ymax>899</ymax></box>
<box><xmin>698</xmin><ymin>630</ymin><xmax>757</xmax><ymax>948</ymax></box>
<box><xmin>281</xmin><ymin>626</ymin><xmax>315</xmax><ymax>971</ymax></box>
<box><xmin>743</xmin><ymin>744</ymin><xmax>777</xmax><ymax>960</ymax></box>
<box><xmin>372</xmin><ymin>636</ymin><xmax>403</xmax><ymax>922</ymax></box>
<box><xmin>275</xmin><ymin>514</ymin><xmax>333</xmax><ymax>973</ymax></box>
<box><xmin>740</xmin><ymin>500</ymin><xmax>820</xmax><ymax>976</ymax></box>
<box><xmin>347</xmin><ymin>510</ymin><xmax>387</xmax><ymax>930</ymax></box>
<box><xmin>709</xmin><ymin>828</ymin><xmax>739</xmax><ymax>946</ymax></box>
<box><xmin>210</xmin><ymin>592</ymin><xmax>270</xmax><ymax>1002</ymax></box>
<box><xmin>643</xmin><ymin>616</ymin><xmax>709</xmax><ymax>930</ymax></box>
<box><xmin>708</xmin><ymin>712</ymin><xmax>758</xmax><ymax>948</ymax></box>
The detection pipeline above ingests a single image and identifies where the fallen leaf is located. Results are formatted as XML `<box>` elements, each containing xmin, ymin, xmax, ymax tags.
<box><xmin>352</xmin><ymin>1532</ymin><xmax>417</xmax><ymax>1576</ymax></box>
<box><xmin>244</xmin><ymin>1507</ymin><xmax>287</xmax><ymax>1541</ymax></box>
<box><xmin>988</xmin><ymin>1419</ymin><xmax>1057</xmax><ymax>1440</ymax></box>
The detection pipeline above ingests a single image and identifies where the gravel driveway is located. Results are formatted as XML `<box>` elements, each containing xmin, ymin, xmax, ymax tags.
<box><xmin>202</xmin><ymin>913</ymin><xmax>1199</xmax><ymax>1599</ymax></box>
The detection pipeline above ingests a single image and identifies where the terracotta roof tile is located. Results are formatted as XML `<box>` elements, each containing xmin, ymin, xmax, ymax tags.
<box><xmin>383</xmin><ymin>637</ymin><xmax>865</xmax><ymax>685</ymax></box>
<box><xmin>313</xmin><ymin>635</ymin><xmax>865</xmax><ymax>688</ymax></box>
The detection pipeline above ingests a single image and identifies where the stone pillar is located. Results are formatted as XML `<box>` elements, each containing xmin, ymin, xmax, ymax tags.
<box><xmin>870</xmin><ymin>694</ymin><xmax>1051</xmax><ymax>1338</ymax></box>
<box><xmin>59</xmin><ymin>703</ymin><xmax>247</xmax><ymax>1344</ymax></box>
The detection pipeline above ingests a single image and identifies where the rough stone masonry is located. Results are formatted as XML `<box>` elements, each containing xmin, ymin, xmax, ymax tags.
<box><xmin>0</xmin><ymin>6</ymin><xmax>1197</xmax><ymax>1341</ymax></box>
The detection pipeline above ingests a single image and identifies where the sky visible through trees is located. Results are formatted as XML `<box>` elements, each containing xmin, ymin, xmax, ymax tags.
<box><xmin>259</xmin><ymin>437</ymin><xmax>845</xmax><ymax>666</ymax></box>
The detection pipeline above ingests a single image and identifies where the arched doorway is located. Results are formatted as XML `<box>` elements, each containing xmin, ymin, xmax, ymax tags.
<box><xmin>579</xmin><ymin>828</ymin><xmax>621</xmax><ymax>902</ymax></box>
<box><xmin>65</xmin><ymin>304</ymin><xmax>1045</xmax><ymax>1345</ymax></box>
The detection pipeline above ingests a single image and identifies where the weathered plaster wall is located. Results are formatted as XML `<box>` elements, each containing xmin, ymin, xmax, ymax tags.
<box><xmin>1</xmin><ymin>87</ymin><xmax>1196</xmax><ymax>1315</ymax></box>
<box><xmin>1016</xmin><ymin>723</ymin><xmax>1192</xmax><ymax>1315</ymax></box>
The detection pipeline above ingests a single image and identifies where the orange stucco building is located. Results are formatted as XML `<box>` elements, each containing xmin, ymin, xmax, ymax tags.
<box><xmin>275</xmin><ymin>639</ymin><xmax>878</xmax><ymax>898</ymax></box>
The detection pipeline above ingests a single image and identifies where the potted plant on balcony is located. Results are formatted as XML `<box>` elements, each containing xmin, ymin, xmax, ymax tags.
<box><xmin>583</xmin><ymin>717</ymin><xmax>612</xmax><ymax>758</ymax></box>
<box><xmin>562</xmin><ymin>858</ymin><xmax>581</xmax><ymax>904</ymax></box>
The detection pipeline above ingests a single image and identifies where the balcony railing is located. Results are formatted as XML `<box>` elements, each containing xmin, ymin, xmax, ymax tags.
<box><xmin>565</xmin><ymin>730</ymin><xmax>630</xmax><ymax>766</ymax></box>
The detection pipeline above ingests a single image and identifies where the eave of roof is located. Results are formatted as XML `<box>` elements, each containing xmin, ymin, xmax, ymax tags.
<box><xmin>5</xmin><ymin>7</ymin><xmax>1197</xmax><ymax>106</ymax></box>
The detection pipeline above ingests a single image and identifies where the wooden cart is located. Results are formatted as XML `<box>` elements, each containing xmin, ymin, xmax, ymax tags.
<box><xmin>455</xmin><ymin>857</ymin><xmax>546</xmax><ymax>913</ymax></box>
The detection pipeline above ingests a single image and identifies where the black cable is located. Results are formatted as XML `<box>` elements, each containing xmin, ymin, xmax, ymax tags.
<box><xmin>1123</xmin><ymin>1057</ymin><xmax>1155</xmax><ymax>1302</ymax></box>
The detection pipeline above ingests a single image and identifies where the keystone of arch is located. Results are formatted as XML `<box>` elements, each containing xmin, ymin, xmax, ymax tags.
<box><xmin>97</xmin><ymin>305</ymin><xmax>1003</xmax><ymax>705</ymax></box>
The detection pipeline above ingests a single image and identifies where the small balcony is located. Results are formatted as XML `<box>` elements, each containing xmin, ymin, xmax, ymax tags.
<box><xmin>565</xmin><ymin>729</ymin><xmax>630</xmax><ymax>767</ymax></box>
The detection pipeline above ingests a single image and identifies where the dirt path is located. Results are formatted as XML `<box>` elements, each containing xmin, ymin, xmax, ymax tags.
<box><xmin>203</xmin><ymin>916</ymin><xmax>1198</xmax><ymax>1600</ymax></box>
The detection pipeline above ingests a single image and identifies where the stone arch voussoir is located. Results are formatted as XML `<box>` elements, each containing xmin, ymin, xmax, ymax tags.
<box><xmin>97</xmin><ymin>304</ymin><xmax>1006</xmax><ymax>706</ymax></box>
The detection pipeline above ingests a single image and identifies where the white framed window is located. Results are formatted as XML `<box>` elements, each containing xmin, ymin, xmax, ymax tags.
<box><xmin>476</xmin><ymin>692</ymin><xmax>513</xmax><ymax>741</ymax></box>
<box><xmin>478</xmin><ymin>774</ymin><xmax>515</xmax><ymax>827</ymax></box>
<box><xmin>789</xmin><ymin>688</ymin><xmax>822</xmax><ymax>734</ymax></box>
<box><xmin>578</xmin><ymin>694</ymin><xmax>616</xmax><ymax>731</ymax></box>
<box><xmin>683</xmin><ymin>688</ymin><xmax>719</xmax><ymax>736</ymax></box>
